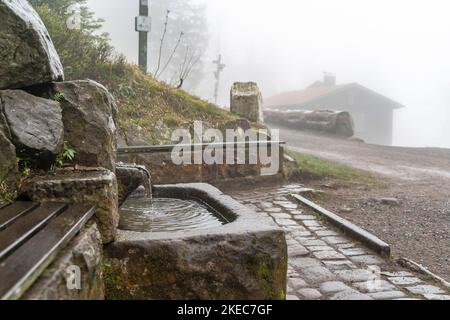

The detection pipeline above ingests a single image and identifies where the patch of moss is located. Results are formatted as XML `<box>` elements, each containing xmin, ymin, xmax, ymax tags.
<box><xmin>102</xmin><ymin>258</ymin><xmax>128</xmax><ymax>301</ymax></box>
<box><xmin>258</xmin><ymin>262</ymin><xmax>276</xmax><ymax>300</ymax></box>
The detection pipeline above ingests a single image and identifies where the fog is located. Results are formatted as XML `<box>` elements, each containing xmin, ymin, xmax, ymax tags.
<box><xmin>87</xmin><ymin>0</ymin><xmax>450</xmax><ymax>148</ymax></box>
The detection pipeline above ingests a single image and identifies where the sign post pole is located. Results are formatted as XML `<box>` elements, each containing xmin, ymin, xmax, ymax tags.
<box><xmin>136</xmin><ymin>0</ymin><xmax>151</xmax><ymax>72</ymax></box>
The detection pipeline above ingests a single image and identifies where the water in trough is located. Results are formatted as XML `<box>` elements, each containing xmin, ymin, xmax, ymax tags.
<box><xmin>119</xmin><ymin>198</ymin><xmax>226</xmax><ymax>233</ymax></box>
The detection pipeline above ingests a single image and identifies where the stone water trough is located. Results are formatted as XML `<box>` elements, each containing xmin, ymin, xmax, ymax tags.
<box><xmin>105</xmin><ymin>182</ymin><xmax>288</xmax><ymax>300</ymax></box>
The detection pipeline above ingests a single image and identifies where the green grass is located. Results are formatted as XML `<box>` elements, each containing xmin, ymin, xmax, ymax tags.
<box><xmin>96</xmin><ymin>63</ymin><xmax>237</xmax><ymax>145</ymax></box>
<box><xmin>286</xmin><ymin>149</ymin><xmax>379</xmax><ymax>187</ymax></box>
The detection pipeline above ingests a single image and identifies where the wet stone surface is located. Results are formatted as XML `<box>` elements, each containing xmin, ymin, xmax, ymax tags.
<box><xmin>231</xmin><ymin>184</ymin><xmax>450</xmax><ymax>300</ymax></box>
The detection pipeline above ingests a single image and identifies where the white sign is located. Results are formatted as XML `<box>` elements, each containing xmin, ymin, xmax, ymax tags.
<box><xmin>135</xmin><ymin>16</ymin><xmax>151</xmax><ymax>32</ymax></box>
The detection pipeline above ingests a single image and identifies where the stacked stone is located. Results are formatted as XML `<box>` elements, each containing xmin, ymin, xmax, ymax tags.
<box><xmin>0</xmin><ymin>0</ymin><xmax>118</xmax><ymax>243</ymax></box>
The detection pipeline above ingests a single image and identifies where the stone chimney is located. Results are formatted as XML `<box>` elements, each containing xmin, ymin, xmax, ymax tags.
<box><xmin>323</xmin><ymin>72</ymin><xmax>336</xmax><ymax>86</ymax></box>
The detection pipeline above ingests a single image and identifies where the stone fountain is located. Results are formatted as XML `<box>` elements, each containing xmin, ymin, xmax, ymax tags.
<box><xmin>0</xmin><ymin>0</ymin><xmax>287</xmax><ymax>300</ymax></box>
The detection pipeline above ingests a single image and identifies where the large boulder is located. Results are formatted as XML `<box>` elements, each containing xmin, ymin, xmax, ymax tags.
<box><xmin>0</xmin><ymin>0</ymin><xmax>64</xmax><ymax>89</ymax></box>
<box><xmin>0</xmin><ymin>90</ymin><xmax>64</xmax><ymax>169</ymax></box>
<box><xmin>50</xmin><ymin>80</ymin><xmax>118</xmax><ymax>171</ymax></box>
<box><xmin>230</xmin><ymin>82</ymin><xmax>264</xmax><ymax>123</ymax></box>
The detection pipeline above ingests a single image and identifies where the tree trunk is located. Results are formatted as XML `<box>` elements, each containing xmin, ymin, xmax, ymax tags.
<box><xmin>264</xmin><ymin>109</ymin><xmax>354</xmax><ymax>137</ymax></box>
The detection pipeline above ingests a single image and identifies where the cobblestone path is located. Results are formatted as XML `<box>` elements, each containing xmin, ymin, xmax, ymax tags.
<box><xmin>230</xmin><ymin>184</ymin><xmax>450</xmax><ymax>300</ymax></box>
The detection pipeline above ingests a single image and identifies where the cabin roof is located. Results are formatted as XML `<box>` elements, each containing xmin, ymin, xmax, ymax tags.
<box><xmin>264</xmin><ymin>83</ymin><xmax>405</xmax><ymax>110</ymax></box>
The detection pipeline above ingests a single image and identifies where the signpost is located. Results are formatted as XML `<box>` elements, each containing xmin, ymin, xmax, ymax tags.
<box><xmin>213</xmin><ymin>54</ymin><xmax>226</xmax><ymax>104</ymax></box>
<box><xmin>136</xmin><ymin>0</ymin><xmax>151</xmax><ymax>72</ymax></box>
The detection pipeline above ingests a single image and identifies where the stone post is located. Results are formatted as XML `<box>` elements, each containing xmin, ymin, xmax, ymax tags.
<box><xmin>230</xmin><ymin>82</ymin><xmax>264</xmax><ymax>123</ymax></box>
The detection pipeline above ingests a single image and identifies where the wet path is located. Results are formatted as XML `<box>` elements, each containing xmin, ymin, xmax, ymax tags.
<box><xmin>231</xmin><ymin>184</ymin><xmax>450</xmax><ymax>300</ymax></box>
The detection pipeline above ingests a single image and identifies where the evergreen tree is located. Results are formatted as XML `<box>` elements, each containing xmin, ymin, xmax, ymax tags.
<box><xmin>29</xmin><ymin>0</ymin><xmax>113</xmax><ymax>80</ymax></box>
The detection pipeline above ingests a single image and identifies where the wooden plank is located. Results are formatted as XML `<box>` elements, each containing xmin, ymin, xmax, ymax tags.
<box><xmin>0</xmin><ymin>204</ymin><xmax>95</xmax><ymax>300</ymax></box>
<box><xmin>0</xmin><ymin>203</ymin><xmax>67</xmax><ymax>260</ymax></box>
<box><xmin>0</xmin><ymin>202</ymin><xmax>39</xmax><ymax>231</ymax></box>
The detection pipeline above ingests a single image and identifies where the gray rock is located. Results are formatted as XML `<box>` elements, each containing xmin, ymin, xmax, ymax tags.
<box><xmin>423</xmin><ymin>294</ymin><xmax>450</xmax><ymax>300</ymax></box>
<box><xmin>270</xmin><ymin>213</ymin><xmax>293</xmax><ymax>220</ymax></box>
<box><xmin>313</xmin><ymin>250</ymin><xmax>346</xmax><ymax>260</ymax></box>
<box><xmin>322</xmin><ymin>260</ymin><xmax>355</xmax><ymax>271</ymax></box>
<box><xmin>0</xmin><ymin>90</ymin><xmax>63</xmax><ymax>168</ymax></box>
<box><xmin>51</xmin><ymin>80</ymin><xmax>118</xmax><ymax>171</ymax></box>
<box><xmin>388</xmin><ymin>276</ymin><xmax>422</xmax><ymax>286</ymax></box>
<box><xmin>349</xmin><ymin>255</ymin><xmax>385</xmax><ymax>265</ymax></box>
<box><xmin>308</xmin><ymin>246</ymin><xmax>334</xmax><ymax>252</ymax></box>
<box><xmin>353</xmin><ymin>280</ymin><xmax>396</xmax><ymax>293</ymax></box>
<box><xmin>322</xmin><ymin>236</ymin><xmax>349</xmax><ymax>245</ymax></box>
<box><xmin>0</xmin><ymin>0</ymin><xmax>64</xmax><ymax>89</ymax></box>
<box><xmin>315</xmin><ymin>230</ymin><xmax>340</xmax><ymax>237</ymax></box>
<box><xmin>300</xmin><ymin>266</ymin><xmax>337</xmax><ymax>284</ymax></box>
<box><xmin>230</xmin><ymin>82</ymin><xmax>264</xmax><ymax>123</ymax></box>
<box><xmin>320</xmin><ymin>281</ymin><xmax>352</xmax><ymax>294</ymax></box>
<box><xmin>22</xmin><ymin>224</ymin><xmax>104</xmax><ymax>300</ymax></box>
<box><xmin>330</xmin><ymin>289</ymin><xmax>373</xmax><ymax>300</ymax></box>
<box><xmin>288</xmin><ymin>244</ymin><xmax>309</xmax><ymax>258</ymax></box>
<box><xmin>300</xmin><ymin>239</ymin><xmax>327</xmax><ymax>247</ymax></box>
<box><xmin>379</xmin><ymin>197</ymin><xmax>401</xmax><ymax>206</ymax></box>
<box><xmin>292</xmin><ymin>215</ymin><xmax>316</xmax><ymax>221</ymax></box>
<box><xmin>368</xmin><ymin>291</ymin><xmax>406</xmax><ymax>300</ymax></box>
<box><xmin>289</xmin><ymin>257</ymin><xmax>322</xmax><ymax>270</ymax></box>
<box><xmin>405</xmin><ymin>284</ymin><xmax>445</xmax><ymax>295</ymax></box>
<box><xmin>335</xmin><ymin>269</ymin><xmax>375</xmax><ymax>282</ymax></box>
<box><xmin>288</xmin><ymin>277</ymin><xmax>308</xmax><ymax>289</ymax></box>
<box><xmin>297</xmin><ymin>288</ymin><xmax>322</xmax><ymax>300</ymax></box>
<box><xmin>381</xmin><ymin>271</ymin><xmax>413</xmax><ymax>277</ymax></box>
<box><xmin>302</xmin><ymin>220</ymin><xmax>321</xmax><ymax>228</ymax></box>
<box><xmin>339</xmin><ymin>247</ymin><xmax>368</xmax><ymax>256</ymax></box>
<box><xmin>275</xmin><ymin>218</ymin><xmax>298</xmax><ymax>226</ymax></box>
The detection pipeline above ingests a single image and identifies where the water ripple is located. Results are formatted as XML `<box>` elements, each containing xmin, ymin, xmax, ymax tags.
<box><xmin>119</xmin><ymin>198</ymin><xmax>225</xmax><ymax>233</ymax></box>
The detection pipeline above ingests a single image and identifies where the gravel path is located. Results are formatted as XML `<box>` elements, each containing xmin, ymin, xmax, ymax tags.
<box><xmin>230</xmin><ymin>185</ymin><xmax>450</xmax><ymax>300</ymax></box>
<box><xmin>271</xmin><ymin>124</ymin><xmax>450</xmax><ymax>280</ymax></box>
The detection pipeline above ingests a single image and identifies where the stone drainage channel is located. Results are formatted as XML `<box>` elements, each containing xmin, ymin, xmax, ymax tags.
<box><xmin>231</xmin><ymin>184</ymin><xmax>450</xmax><ymax>300</ymax></box>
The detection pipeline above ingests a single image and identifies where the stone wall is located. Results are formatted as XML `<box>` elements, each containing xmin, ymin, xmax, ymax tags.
<box><xmin>118</xmin><ymin>145</ymin><xmax>285</xmax><ymax>185</ymax></box>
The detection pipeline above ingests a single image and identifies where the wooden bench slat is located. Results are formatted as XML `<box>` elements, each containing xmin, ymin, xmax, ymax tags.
<box><xmin>0</xmin><ymin>203</ymin><xmax>67</xmax><ymax>260</ymax></box>
<box><xmin>0</xmin><ymin>202</ymin><xmax>39</xmax><ymax>231</ymax></box>
<box><xmin>0</xmin><ymin>204</ymin><xmax>95</xmax><ymax>300</ymax></box>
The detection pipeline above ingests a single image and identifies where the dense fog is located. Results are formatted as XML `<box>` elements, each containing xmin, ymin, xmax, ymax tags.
<box><xmin>87</xmin><ymin>0</ymin><xmax>450</xmax><ymax>148</ymax></box>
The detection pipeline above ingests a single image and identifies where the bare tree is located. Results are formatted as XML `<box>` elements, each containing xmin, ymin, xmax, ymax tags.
<box><xmin>173</xmin><ymin>46</ymin><xmax>201</xmax><ymax>88</ymax></box>
<box><xmin>156</xmin><ymin>31</ymin><xmax>184</xmax><ymax>79</ymax></box>
<box><xmin>153</xmin><ymin>9</ymin><xmax>170</xmax><ymax>76</ymax></box>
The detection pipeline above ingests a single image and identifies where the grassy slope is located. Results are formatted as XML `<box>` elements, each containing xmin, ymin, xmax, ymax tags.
<box><xmin>97</xmin><ymin>63</ymin><xmax>236</xmax><ymax>145</ymax></box>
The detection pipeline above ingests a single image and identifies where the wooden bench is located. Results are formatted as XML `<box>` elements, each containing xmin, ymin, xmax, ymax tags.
<box><xmin>0</xmin><ymin>202</ymin><xmax>95</xmax><ymax>300</ymax></box>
